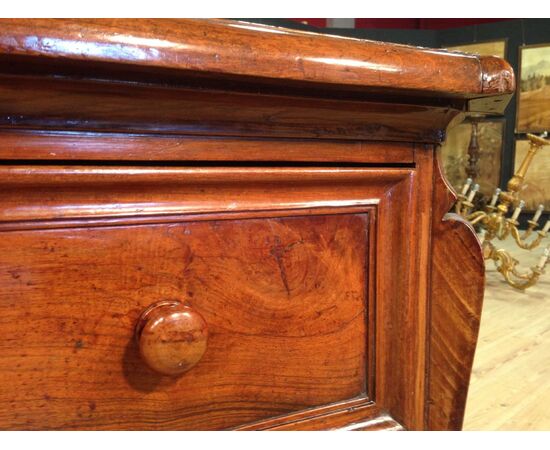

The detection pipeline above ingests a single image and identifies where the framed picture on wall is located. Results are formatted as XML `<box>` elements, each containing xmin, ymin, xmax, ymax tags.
<box><xmin>441</xmin><ymin>118</ymin><xmax>505</xmax><ymax>196</ymax></box>
<box><xmin>443</xmin><ymin>39</ymin><xmax>507</xmax><ymax>58</ymax></box>
<box><xmin>514</xmin><ymin>139</ymin><xmax>550</xmax><ymax>212</ymax></box>
<box><xmin>516</xmin><ymin>43</ymin><xmax>550</xmax><ymax>133</ymax></box>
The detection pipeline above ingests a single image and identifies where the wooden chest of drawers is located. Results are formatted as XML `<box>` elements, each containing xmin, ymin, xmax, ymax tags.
<box><xmin>0</xmin><ymin>19</ymin><xmax>514</xmax><ymax>430</ymax></box>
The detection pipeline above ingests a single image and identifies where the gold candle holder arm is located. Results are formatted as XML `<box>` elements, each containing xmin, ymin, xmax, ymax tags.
<box><xmin>455</xmin><ymin>195</ymin><xmax>465</xmax><ymax>215</ymax></box>
<box><xmin>521</xmin><ymin>204</ymin><xmax>545</xmax><ymax>239</ymax></box>
<box><xmin>496</xmin><ymin>218</ymin><xmax>512</xmax><ymax>241</ymax></box>
<box><xmin>496</xmin><ymin>133</ymin><xmax>548</xmax><ymax>217</ymax></box>
<box><xmin>510</xmin><ymin>225</ymin><xmax>547</xmax><ymax>251</ymax></box>
<box><xmin>489</xmin><ymin>245</ymin><xmax>544</xmax><ymax>291</ymax></box>
<box><xmin>521</xmin><ymin>222</ymin><xmax>536</xmax><ymax>240</ymax></box>
<box><xmin>466</xmin><ymin>210</ymin><xmax>487</xmax><ymax>226</ymax></box>
<box><xmin>460</xmin><ymin>133</ymin><xmax>549</xmax><ymax>290</ymax></box>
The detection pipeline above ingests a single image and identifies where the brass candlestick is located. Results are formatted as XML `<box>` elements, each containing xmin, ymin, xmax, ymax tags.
<box><xmin>455</xmin><ymin>133</ymin><xmax>549</xmax><ymax>290</ymax></box>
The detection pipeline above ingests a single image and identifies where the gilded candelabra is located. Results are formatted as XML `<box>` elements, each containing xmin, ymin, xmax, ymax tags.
<box><xmin>455</xmin><ymin>133</ymin><xmax>550</xmax><ymax>290</ymax></box>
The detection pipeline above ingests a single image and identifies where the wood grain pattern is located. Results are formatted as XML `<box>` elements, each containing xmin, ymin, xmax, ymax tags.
<box><xmin>248</xmin><ymin>404</ymin><xmax>405</xmax><ymax>431</ymax></box>
<box><xmin>426</xmin><ymin>150</ymin><xmax>485</xmax><ymax>430</ymax></box>
<box><xmin>0</xmin><ymin>166</ymin><xmax>411</xmax><ymax>225</ymax></box>
<box><xmin>0</xmin><ymin>19</ymin><xmax>514</xmax><ymax>98</ymax></box>
<box><xmin>0</xmin><ymin>130</ymin><xmax>415</xmax><ymax>163</ymax></box>
<box><xmin>0</xmin><ymin>19</ymin><xmax>515</xmax><ymax>142</ymax></box>
<box><xmin>0</xmin><ymin>213</ymin><xmax>370</xmax><ymax>430</ymax></box>
<box><xmin>0</xmin><ymin>19</ymin><xmax>504</xmax><ymax>430</ymax></box>
<box><xmin>479</xmin><ymin>56</ymin><xmax>516</xmax><ymax>94</ymax></box>
<box><xmin>0</xmin><ymin>161</ymin><xmax>435</xmax><ymax>431</ymax></box>
<box><xmin>0</xmin><ymin>74</ymin><xmax>458</xmax><ymax>142</ymax></box>
<box><xmin>369</xmin><ymin>147</ymin><xmax>433</xmax><ymax>431</ymax></box>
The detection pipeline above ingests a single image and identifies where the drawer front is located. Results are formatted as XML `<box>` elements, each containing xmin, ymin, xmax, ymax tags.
<box><xmin>0</xmin><ymin>213</ymin><xmax>369</xmax><ymax>430</ymax></box>
<box><xmin>0</xmin><ymin>163</ymin><xmax>433</xmax><ymax>431</ymax></box>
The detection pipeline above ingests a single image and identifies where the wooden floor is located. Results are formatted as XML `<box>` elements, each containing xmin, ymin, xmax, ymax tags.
<box><xmin>463</xmin><ymin>234</ymin><xmax>550</xmax><ymax>430</ymax></box>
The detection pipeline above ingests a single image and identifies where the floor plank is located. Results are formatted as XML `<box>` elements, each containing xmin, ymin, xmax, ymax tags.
<box><xmin>463</xmin><ymin>234</ymin><xmax>550</xmax><ymax>430</ymax></box>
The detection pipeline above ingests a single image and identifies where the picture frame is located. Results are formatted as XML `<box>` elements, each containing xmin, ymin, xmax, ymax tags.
<box><xmin>513</xmin><ymin>139</ymin><xmax>550</xmax><ymax>212</ymax></box>
<box><xmin>443</xmin><ymin>39</ymin><xmax>507</xmax><ymax>59</ymax></box>
<box><xmin>516</xmin><ymin>43</ymin><xmax>550</xmax><ymax>133</ymax></box>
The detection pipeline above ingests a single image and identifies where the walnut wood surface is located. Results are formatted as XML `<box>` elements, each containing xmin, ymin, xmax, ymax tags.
<box><xmin>0</xmin><ymin>19</ymin><xmax>515</xmax><ymax>142</ymax></box>
<box><xmin>0</xmin><ymin>166</ymin><xmax>411</xmax><ymax>224</ymax></box>
<box><xmin>0</xmin><ymin>213</ymin><xmax>369</xmax><ymax>430</ymax></box>
<box><xmin>241</xmin><ymin>404</ymin><xmax>405</xmax><ymax>431</ymax></box>
<box><xmin>0</xmin><ymin>130</ymin><xmax>414</xmax><ymax>163</ymax></box>
<box><xmin>0</xmin><ymin>74</ymin><xmax>458</xmax><ymax>142</ymax></box>
<box><xmin>0</xmin><ymin>19</ymin><xmax>502</xmax><ymax>431</ymax></box>
<box><xmin>0</xmin><ymin>154</ymin><xmax>487</xmax><ymax>431</ymax></box>
<box><xmin>0</xmin><ymin>163</ymin><xmax>435</xmax><ymax>431</ymax></box>
<box><xmin>426</xmin><ymin>151</ymin><xmax>485</xmax><ymax>430</ymax></box>
<box><xmin>0</xmin><ymin>19</ymin><xmax>514</xmax><ymax>98</ymax></box>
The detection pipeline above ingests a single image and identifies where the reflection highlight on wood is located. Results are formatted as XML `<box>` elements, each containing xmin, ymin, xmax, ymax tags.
<box><xmin>0</xmin><ymin>19</ymin><xmax>514</xmax><ymax>96</ymax></box>
<box><xmin>0</xmin><ymin>130</ymin><xmax>415</xmax><ymax>163</ymax></box>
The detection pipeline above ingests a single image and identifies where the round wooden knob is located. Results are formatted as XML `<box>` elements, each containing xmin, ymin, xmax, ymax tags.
<box><xmin>135</xmin><ymin>300</ymin><xmax>208</xmax><ymax>376</ymax></box>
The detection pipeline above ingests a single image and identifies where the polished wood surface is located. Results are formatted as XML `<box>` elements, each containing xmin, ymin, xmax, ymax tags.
<box><xmin>0</xmin><ymin>19</ymin><xmax>514</xmax><ymax>97</ymax></box>
<box><xmin>0</xmin><ymin>19</ymin><xmax>507</xmax><ymax>430</ymax></box>
<box><xmin>0</xmin><ymin>166</ymin><xmax>410</xmax><ymax>225</ymax></box>
<box><xmin>239</xmin><ymin>404</ymin><xmax>405</xmax><ymax>431</ymax></box>
<box><xmin>0</xmin><ymin>130</ymin><xmax>415</xmax><ymax>163</ymax></box>
<box><xmin>0</xmin><ymin>19</ymin><xmax>515</xmax><ymax>142</ymax></box>
<box><xmin>136</xmin><ymin>300</ymin><xmax>209</xmax><ymax>376</ymax></box>
<box><xmin>427</xmin><ymin>152</ymin><xmax>485</xmax><ymax>430</ymax></box>
<box><xmin>0</xmin><ymin>162</ymin><xmax>438</xmax><ymax>430</ymax></box>
<box><xmin>0</xmin><ymin>74</ymin><xmax>460</xmax><ymax>142</ymax></box>
<box><xmin>0</xmin><ymin>213</ymin><xmax>370</xmax><ymax>430</ymax></box>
